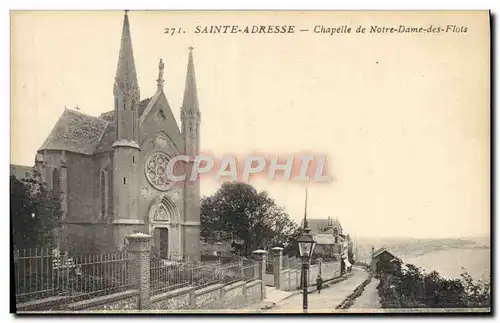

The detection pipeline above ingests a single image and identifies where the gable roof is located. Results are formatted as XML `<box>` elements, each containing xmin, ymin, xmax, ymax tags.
<box><xmin>301</xmin><ymin>218</ymin><xmax>342</xmax><ymax>233</ymax></box>
<box><xmin>40</xmin><ymin>98</ymin><xmax>154</xmax><ymax>156</ymax></box>
<box><xmin>139</xmin><ymin>92</ymin><xmax>162</xmax><ymax>125</ymax></box>
<box><xmin>373</xmin><ymin>247</ymin><xmax>399</xmax><ymax>261</ymax></box>
<box><xmin>94</xmin><ymin>98</ymin><xmax>152</xmax><ymax>154</ymax></box>
<box><xmin>39</xmin><ymin>109</ymin><xmax>109</xmax><ymax>155</ymax></box>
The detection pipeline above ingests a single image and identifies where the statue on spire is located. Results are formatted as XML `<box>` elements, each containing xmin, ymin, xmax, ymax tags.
<box><xmin>157</xmin><ymin>58</ymin><xmax>165</xmax><ymax>89</ymax></box>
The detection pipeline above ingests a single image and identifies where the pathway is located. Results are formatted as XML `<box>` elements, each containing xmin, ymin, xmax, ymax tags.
<box><xmin>257</xmin><ymin>267</ymin><xmax>369</xmax><ymax>313</ymax></box>
<box><xmin>350</xmin><ymin>277</ymin><xmax>381</xmax><ymax>309</ymax></box>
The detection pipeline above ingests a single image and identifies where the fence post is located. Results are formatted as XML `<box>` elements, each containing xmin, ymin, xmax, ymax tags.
<box><xmin>189</xmin><ymin>287</ymin><xmax>196</xmax><ymax>308</ymax></box>
<box><xmin>252</xmin><ymin>249</ymin><xmax>267</xmax><ymax>301</ymax></box>
<box><xmin>126</xmin><ymin>233</ymin><xmax>152</xmax><ymax>310</ymax></box>
<box><xmin>271</xmin><ymin>247</ymin><xmax>283</xmax><ymax>290</ymax></box>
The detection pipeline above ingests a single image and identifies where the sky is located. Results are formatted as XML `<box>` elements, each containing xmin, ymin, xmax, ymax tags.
<box><xmin>10</xmin><ymin>10</ymin><xmax>490</xmax><ymax>239</ymax></box>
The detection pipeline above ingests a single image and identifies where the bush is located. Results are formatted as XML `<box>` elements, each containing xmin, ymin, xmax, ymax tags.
<box><xmin>378</xmin><ymin>264</ymin><xmax>490</xmax><ymax>308</ymax></box>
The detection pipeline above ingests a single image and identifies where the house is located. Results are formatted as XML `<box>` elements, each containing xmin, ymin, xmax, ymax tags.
<box><xmin>312</xmin><ymin>233</ymin><xmax>338</xmax><ymax>259</ymax></box>
<box><xmin>370</xmin><ymin>247</ymin><xmax>402</xmax><ymax>277</ymax></box>
<box><xmin>301</xmin><ymin>216</ymin><xmax>342</xmax><ymax>235</ymax></box>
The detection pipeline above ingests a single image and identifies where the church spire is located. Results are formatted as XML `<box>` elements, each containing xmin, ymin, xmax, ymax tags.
<box><xmin>113</xmin><ymin>10</ymin><xmax>140</xmax><ymax>144</ymax></box>
<box><xmin>182</xmin><ymin>46</ymin><xmax>199</xmax><ymax>113</ymax></box>
<box><xmin>114</xmin><ymin>10</ymin><xmax>139</xmax><ymax>98</ymax></box>
<box><xmin>303</xmin><ymin>188</ymin><xmax>309</xmax><ymax>230</ymax></box>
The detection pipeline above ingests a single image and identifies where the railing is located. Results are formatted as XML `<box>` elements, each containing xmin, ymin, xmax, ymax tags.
<box><xmin>14</xmin><ymin>247</ymin><xmax>132</xmax><ymax>304</ymax></box>
<box><xmin>265</xmin><ymin>254</ymin><xmax>276</xmax><ymax>274</ymax></box>
<box><xmin>149</xmin><ymin>257</ymin><xmax>258</xmax><ymax>296</ymax></box>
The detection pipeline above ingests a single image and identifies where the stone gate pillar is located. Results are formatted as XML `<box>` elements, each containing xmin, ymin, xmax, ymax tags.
<box><xmin>126</xmin><ymin>232</ymin><xmax>153</xmax><ymax>310</ymax></box>
<box><xmin>271</xmin><ymin>247</ymin><xmax>283</xmax><ymax>289</ymax></box>
<box><xmin>253</xmin><ymin>249</ymin><xmax>268</xmax><ymax>301</ymax></box>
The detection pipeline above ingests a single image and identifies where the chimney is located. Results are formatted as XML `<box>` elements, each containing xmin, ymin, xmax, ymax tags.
<box><xmin>371</xmin><ymin>246</ymin><xmax>375</xmax><ymax>259</ymax></box>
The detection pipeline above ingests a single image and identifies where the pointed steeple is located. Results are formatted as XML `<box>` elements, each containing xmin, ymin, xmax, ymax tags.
<box><xmin>182</xmin><ymin>46</ymin><xmax>199</xmax><ymax>113</ymax></box>
<box><xmin>303</xmin><ymin>188</ymin><xmax>309</xmax><ymax>230</ymax></box>
<box><xmin>113</xmin><ymin>10</ymin><xmax>140</xmax><ymax>144</ymax></box>
<box><xmin>114</xmin><ymin>10</ymin><xmax>139</xmax><ymax>98</ymax></box>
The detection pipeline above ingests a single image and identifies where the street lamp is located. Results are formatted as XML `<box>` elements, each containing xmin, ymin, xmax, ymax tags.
<box><xmin>298</xmin><ymin>225</ymin><xmax>316</xmax><ymax>312</ymax></box>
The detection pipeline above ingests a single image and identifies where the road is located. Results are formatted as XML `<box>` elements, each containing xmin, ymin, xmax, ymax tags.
<box><xmin>260</xmin><ymin>267</ymin><xmax>370</xmax><ymax>313</ymax></box>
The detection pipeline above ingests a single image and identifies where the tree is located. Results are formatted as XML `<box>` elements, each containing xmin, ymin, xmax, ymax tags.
<box><xmin>200</xmin><ymin>181</ymin><xmax>298</xmax><ymax>257</ymax></box>
<box><xmin>282</xmin><ymin>227</ymin><xmax>307</xmax><ymax>257</ymax></box>
<box><xmin>378</xmin><ymin>262</ymin><xmax>491</xmax><ymax>309</ymax></box>
<box><xmin>10</xmin><ymin>169</ymin><xmax>62</xmax><ymax>249</ymax></box>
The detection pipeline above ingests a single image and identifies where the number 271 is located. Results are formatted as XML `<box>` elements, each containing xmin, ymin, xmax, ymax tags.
<box><xmin>164</xmin><ymin>28</ymin><xmax>183</xmax><ymax>35</ymax></box>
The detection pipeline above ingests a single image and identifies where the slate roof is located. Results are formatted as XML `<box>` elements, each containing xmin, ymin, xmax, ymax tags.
<box><xmin>39</xmin><ymin>109</ymin><xmax>109</xmax><ymax>155</ymax></box>
<box><xmin>139</xmin><ymin>98</ymin><xmax>152</xmax><ymax>115</ymax></box>
<box><xmin>40</xmin><ymin>98</ymin><xmax>154</xmax><ymax>156</ymax></box>
<box><xmin>301</xmin><ymin>218</ymin><xmax>343</xmax><ymax>233</ymax></box>
<box><xmin>373</xmin><ymin>247</ymin><xmax>399</xmax><ymax>261</ymax></box>
<box><xmin>94</xmin><ymin>119</ymin><xmax>116</xmax><ymax>154</ymax></box>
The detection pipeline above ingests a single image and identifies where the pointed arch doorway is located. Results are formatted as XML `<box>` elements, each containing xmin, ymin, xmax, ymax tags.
<box><xmin>148</xmin><ymin>194</ymin><xmax>182</xmax><ymax>260</ymax></box>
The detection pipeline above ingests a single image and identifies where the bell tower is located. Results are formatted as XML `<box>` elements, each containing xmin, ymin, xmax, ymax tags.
<box><xmin>111</xmin><ymin>10</ymin><xmax>142</xmax><ymax>248</ymax></box>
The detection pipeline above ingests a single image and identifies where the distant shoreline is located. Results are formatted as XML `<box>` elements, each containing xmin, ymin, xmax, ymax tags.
<box><xmin>400</xmin><ymin>247</ymin><xmax>490</xmax><ymax>281</ymax></box>
<box><xmin>396</xmin><ymin>244</ymin><xmax>490</xmax><ymax>259</ymax></box>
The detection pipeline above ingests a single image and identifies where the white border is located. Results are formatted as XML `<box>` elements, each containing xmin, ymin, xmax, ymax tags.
<box><xmin>3</xmin><ymin>1</ymin><xmax>498</xmax><ymax>323</ymax></box>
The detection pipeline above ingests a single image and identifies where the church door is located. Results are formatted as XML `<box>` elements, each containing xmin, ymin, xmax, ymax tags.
<box><xmin>155</xmin><ymin>228</ymin><xmax>169</xmax><ymax>259</ymax></box>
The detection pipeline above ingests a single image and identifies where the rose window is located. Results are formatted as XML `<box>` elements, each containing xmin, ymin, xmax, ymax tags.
<box><xmin>145</xmin><ymin>152</ymin><xmax>172</xmax><ymax>191</ymax></box>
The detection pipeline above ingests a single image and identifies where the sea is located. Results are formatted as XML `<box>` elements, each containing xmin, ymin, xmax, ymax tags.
<box><xmin>401</xmin><ymin>248</ymin><xmax>491</xmax><ymax>281</ymax></box>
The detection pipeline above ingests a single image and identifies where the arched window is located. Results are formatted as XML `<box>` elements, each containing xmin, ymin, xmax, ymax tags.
<box><xmin>52</xmin><ymin>168</ymin><xmax>61</xmax><ymax>197</ymax></box>
<box><xmin>153</xmin><ymin>196</ymin><xmax>179</xmax><ymax>222</ymax></box>
<box><xmin>100</xmin><ymin>170</ymin><xmax>108</xmax><ymax>220</ymax></box>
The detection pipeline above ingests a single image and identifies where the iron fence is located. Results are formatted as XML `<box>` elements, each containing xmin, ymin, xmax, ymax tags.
<box><xmin>150</xmin><ymin>257</ymin><xmax>258</xmax><ymax>296</ymax></box>
<box><xmin>15</xmin><ymin>247</ymin><xmax>260</xmax><ymax>306</ymax></box>
<box><xmin>265</xmin><ymin>254</ymin><xmax>276</xmax><ymax>274</ymax></box>
<box><xmin>14</xmin><ymin>247</ymin><xmax>132</xmax><ymax>304</ymax></box>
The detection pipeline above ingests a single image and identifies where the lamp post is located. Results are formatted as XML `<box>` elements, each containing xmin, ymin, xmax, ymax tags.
<box><xmin>298</xmin><ymin>188</ymin><xmax>316</xmax><ymax>313</ymax></box>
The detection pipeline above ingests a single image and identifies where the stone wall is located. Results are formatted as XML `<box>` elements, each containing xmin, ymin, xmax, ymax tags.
<box><xmin>77</xmin><ymin>291</ymin><xmax>138</xmax><ymax>311</ymax></box>
<box><xmin>322</xmin><ymin>260</ymin><xmax>341</xmax><ymax>280</ymax></box>
<box><xmin>264</xmin><ymin>273</ymin><xmax>275</xmax><ymax>286</ymax></box>
<box><xmin>16</xmin><ymin>290</ymin><xmax>139</xmax><ymax>312</ymax></box>
<box><xmin>150</xmin><ymin>280</ymin><xmax>262</xmax><ymax>311</ymax></box>
<box><xmin>280</xmin><ymin>269</ymin><xmax>301</xmax><ymax>291</ymax></box>
<box><xmin>17</xmin><ymin>279</ymin><xmax>264</xmax><ymax>313</ymax></box>
<box><xmin>267</xmin><ymin>260</ymin><xmax>343</xmax><ymax>292</ymax></box>
<box><xmin>66</xmin><ymin>152</ymin><xmax>97</xmax><ymax>222</ymax></box>
<box><xmin>308</xmin><ymin>264</ymin><xmax>319</xmax><ymax>285</ymax></box>
<box><xmin>151</xmin><ymin>287</ymin><xmax>191</xmax><ymax>310</ymax></box>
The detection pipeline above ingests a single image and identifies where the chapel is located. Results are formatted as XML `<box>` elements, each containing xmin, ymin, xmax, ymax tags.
<box><xmin>33</xmin><ymin>11</ymin><xmax>201</xmax><ymax>261</ymax></box>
